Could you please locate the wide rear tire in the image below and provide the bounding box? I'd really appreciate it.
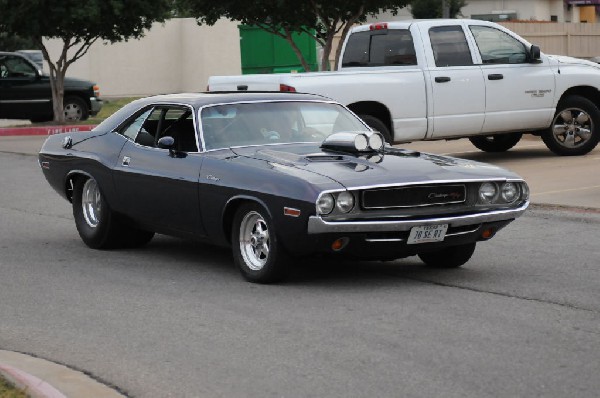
[418,243,476,268]
[469,133,522,152]
[72,177,121,249]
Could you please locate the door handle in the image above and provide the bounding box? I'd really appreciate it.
[435,76,451,83]
[122,156,131,166]
[488,74,504,80]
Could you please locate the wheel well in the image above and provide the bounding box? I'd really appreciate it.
[64,92,90,109]
[347,101,392,132]
[65,173,87,202]
[559,86,600,108]
[222,198,265,245]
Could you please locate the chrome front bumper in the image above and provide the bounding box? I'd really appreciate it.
[307,202,529,234]
[90,97,103,115]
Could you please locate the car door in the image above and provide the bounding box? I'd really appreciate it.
[419,23,486,139]
[112,104,206,237]
[0,54,51,119]
[467,24,556,133]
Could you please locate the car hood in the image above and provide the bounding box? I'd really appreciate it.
[547,54,600,70]
[231,144,523,189]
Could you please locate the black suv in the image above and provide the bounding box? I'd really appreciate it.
[0,52,102,122]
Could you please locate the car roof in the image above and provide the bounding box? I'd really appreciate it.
[132,92,331,108]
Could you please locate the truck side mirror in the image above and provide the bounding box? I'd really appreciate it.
[529,45,542,63]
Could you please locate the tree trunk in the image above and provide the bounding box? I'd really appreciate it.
[283,29,312,72]
[320,31,336,71]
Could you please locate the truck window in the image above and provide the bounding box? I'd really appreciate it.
[342,29,417,67]
[429,26,473,67]
[469,25,528,64]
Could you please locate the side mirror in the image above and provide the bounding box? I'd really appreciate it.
[157,136,176,156]
[529,45,542,63]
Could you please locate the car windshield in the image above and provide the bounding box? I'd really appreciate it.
[200,101,369,150]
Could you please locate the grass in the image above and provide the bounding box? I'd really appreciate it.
[0,375,28,398]
[84,96,140,125]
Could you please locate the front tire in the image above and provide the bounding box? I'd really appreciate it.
[232,203,289,283]
[64,96,89,121]
[469,133,522,152]
[542,96,600,156]
[418,243,476,268]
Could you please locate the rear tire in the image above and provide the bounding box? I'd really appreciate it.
[418,243,476,268]
[72,177,154,249]
[469,133,522,152]
[72,177,120,249]
[359,114,392,144]
[232,203,289,283]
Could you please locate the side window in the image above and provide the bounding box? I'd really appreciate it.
[470,25,528,64]
[160,107,197,152]
[0,55,36,78]
[429,26,473,67]
[121,108,153,142]
[342,29,417,67]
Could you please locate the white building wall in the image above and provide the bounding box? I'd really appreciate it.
[43,18,241,97]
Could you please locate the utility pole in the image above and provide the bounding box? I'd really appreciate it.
[442,0,450,18]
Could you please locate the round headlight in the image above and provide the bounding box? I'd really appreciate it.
[336,191,355,213]
[479,182,498,204]
[501,182,519,203]
[354,134,369,151]
[368,133,384,151]
[316,193,335,215]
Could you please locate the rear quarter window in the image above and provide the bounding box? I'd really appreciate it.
[342,29,417,67]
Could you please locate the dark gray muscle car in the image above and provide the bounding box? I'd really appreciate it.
[39,92,529,283]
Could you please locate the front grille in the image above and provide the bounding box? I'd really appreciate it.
[362,184,466,209]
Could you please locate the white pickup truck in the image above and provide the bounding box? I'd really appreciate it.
[208,19,600,156]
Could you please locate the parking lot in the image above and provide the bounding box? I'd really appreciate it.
[0,134,599,397]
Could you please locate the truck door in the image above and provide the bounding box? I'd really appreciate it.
[467,24,555,134]
[421,24,486,139]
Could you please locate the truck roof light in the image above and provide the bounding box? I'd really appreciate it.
[370,23,388,31]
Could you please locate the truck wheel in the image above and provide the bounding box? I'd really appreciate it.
[64,96,89,121]
[469,133,522,152]
[418,243,476,268]
[542,96,600,156]
[232,203,289,283]
[359,115,392,144]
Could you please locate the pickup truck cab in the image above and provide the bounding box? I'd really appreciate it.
[0,51,102,122]
[208,19,600,156]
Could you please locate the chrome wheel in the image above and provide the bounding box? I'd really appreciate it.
[551,107,593,149]
[81,178,101,228]
[239,211,270,271]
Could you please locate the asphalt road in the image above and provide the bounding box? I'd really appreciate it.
[1,144,599,397]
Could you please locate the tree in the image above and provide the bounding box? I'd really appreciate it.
[410,0,466,19]
[0,0,172,123]
[0,33,38,52]
[178,0,410,72]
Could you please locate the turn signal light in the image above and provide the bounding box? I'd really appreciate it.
[331,237,349,251]
[481,228,495,239]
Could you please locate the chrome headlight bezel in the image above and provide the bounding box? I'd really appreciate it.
[478,181,529,206]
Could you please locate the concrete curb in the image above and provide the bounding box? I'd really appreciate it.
[0,350,125,398]
[0,125,96,137]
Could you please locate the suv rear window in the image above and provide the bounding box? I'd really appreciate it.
[342,29,417,67]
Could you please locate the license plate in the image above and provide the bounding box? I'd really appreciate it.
[407,224,448,244]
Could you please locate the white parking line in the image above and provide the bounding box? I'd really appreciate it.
[532,185,600,196]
